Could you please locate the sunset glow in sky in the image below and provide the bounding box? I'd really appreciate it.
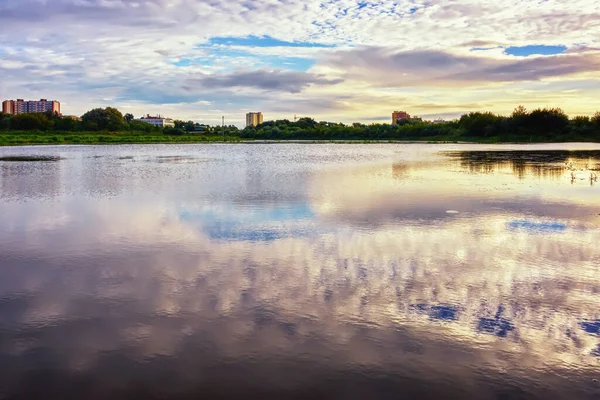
[1,0,599,125]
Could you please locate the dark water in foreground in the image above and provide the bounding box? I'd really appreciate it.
[0,143,599,399]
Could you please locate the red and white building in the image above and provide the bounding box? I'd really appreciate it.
[2,99,61,115]
[392,111,410,124]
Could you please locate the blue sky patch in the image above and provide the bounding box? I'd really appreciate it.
[507,220,567,234]
[504,45,567,57]
[429,305,459,321]
[470,46,501,52]
[477,305,515,338]
[478,316,515,337]
[180,203,315,225]
[261,56,315,71]
[581,320,600,335]
[179,203,317,242]
[409,303,460,322]
[185,45,317,72]
[208,35,333,49]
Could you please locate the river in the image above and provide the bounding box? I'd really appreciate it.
[0,143,599,399]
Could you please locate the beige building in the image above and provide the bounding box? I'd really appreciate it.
[246,112,264,127]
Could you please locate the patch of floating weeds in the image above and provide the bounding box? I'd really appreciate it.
[154,156,204,163]
[0,155,62,162]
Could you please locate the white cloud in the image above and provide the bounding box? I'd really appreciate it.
[1,0,600,124]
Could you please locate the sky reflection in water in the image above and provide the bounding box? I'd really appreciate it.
[0,143,599,399]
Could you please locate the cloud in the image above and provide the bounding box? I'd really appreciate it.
[190,70,342,93]
[324,47,600,87]
[1,0,600,123]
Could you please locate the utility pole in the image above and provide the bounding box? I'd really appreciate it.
[222,116,225,142]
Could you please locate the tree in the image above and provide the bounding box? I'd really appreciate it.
[524,108,569,138]
[512,105,528,118]
[127,120,156,132]
[592,111,600,126]
[11,113,50,130]
[53,116,80,131]
[183,120,196,132]
[124,113,134,123]
[0,113,10,130]
[296,117,317,129]
[164,127,185,135]
[81,107,125,131]
[458,112,504,138]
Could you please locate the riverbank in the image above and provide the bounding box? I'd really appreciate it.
[1,132,598,146]
[0,132,243,146]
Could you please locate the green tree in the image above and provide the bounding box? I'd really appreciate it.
[124,113,134,123]
[524,108,569,139]
[296,117,317,129]
[127,120,157,132]
[459,112,504,138]
[164,127,185,135]
[1,113,12,130]
[53,116,80,131]
[11,113,50,130]
[81,107,124,131]
[183,120,196,132]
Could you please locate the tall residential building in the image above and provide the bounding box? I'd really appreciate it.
[2,99,61,115]
[246,112,264,127]
[392,111,410,124]
[136,114,175,128]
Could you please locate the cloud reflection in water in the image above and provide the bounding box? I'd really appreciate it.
[0,144,599,399]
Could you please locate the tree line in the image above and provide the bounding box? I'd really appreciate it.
[240,107,600,142]
[3,106,600,142]
[0,107,159,132]
[0,107,240,136]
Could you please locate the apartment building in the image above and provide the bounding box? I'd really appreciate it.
[246,112,264,127]
[392,111,410,124]
[2,99,61,115]
[137,114,175,128]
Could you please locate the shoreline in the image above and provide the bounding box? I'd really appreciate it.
[2,139,600,147]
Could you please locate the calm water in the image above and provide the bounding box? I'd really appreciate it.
[0,143,599,399]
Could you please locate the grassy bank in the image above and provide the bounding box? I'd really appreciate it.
[0,131,243,146]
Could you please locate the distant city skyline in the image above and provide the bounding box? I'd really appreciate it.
[1,0,599,127]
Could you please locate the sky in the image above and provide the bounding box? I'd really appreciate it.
[0,0,599,126]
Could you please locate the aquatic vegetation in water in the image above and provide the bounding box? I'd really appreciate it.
[0,155,62,162]
[154,156,214,164]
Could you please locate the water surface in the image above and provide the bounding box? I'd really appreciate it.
[0,143,599,399]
